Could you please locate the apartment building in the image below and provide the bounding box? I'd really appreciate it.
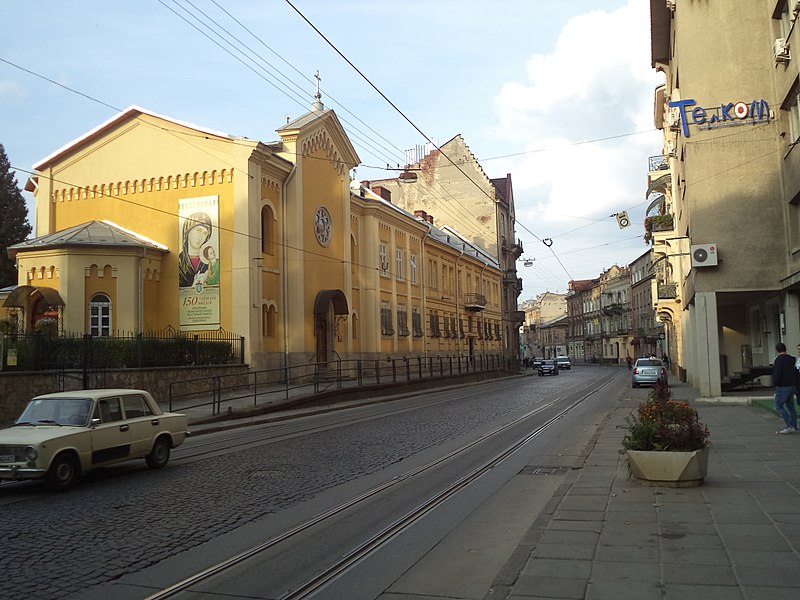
[648,0,800,395]
[367,135,525,361]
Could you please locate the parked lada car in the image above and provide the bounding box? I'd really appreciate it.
[0,389,189,490]
[538,359,560,376]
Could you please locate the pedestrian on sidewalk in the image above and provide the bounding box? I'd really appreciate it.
[772,342,798,434]
[626,355,632,370]
[795,344,800,406]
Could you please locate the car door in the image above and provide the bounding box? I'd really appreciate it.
[121,393,159,457]
[89,396,132,465]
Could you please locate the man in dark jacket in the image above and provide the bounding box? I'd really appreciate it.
[772,342,798,434]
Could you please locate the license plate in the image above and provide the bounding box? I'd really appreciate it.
[642,369,657,375]
[0,455,15,464]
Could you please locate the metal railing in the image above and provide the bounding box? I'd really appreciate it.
[0,329,245,372]
[168,353,517,415]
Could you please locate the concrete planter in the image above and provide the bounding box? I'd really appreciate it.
[626,447,709,487]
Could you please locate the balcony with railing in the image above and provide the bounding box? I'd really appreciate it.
[648,154,669,173]
[464,293,487,311]
[644,213,674,243]
[657,282,678,299]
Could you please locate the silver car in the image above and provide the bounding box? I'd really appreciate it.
[632,358,668,387]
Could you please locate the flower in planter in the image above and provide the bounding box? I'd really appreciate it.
[621,380,710,452]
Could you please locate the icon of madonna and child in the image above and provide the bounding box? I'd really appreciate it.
[178,212,220,292]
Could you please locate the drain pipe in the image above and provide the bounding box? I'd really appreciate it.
[455,243,465,357]
[282,163,298,377]
[137,248,146,335]
[420,222,432,357]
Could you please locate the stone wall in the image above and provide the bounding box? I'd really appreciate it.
[0,365,249,425]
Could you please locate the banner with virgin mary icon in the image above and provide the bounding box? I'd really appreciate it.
[179,196,220,330]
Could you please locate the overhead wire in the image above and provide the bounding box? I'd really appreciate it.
[159,0,406,169]
[283,0,563,263]
[160,0,493,241]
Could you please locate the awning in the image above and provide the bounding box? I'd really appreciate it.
[313,289,349,315]
[646,193,666,216]
[3,285,65,308]
[646,173,671,197]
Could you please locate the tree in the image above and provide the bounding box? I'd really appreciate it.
[0,143,32,287]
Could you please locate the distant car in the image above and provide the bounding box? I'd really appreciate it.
[531,357,543,368]
[0,389,189,490]
[555,356,571,370]
[632,358,668,388]
[538,359,560,376]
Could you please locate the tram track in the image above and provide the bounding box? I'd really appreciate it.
[172,372,590,461]
[144,370,621,600]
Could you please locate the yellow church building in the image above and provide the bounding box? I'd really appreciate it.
[7,98,504,370]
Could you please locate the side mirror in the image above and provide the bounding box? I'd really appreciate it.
[90,418,102,428]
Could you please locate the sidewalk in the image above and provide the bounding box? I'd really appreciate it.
[489,381,800,600]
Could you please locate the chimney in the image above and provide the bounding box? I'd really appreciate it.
[371,186,392,203]
[425,214,434,225]
[413,210,427,221]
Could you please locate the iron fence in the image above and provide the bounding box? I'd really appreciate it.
[0,329,245,372]
[168,353,518,415]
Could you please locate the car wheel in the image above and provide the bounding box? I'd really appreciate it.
[632,382,638,388]
[146,437,171,469]
[46,453,78,491]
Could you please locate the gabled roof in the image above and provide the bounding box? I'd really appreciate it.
[8,220,168,259]
[277,102,360,169]
[33,105,232,172]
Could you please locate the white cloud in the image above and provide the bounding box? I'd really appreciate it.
[490,0,663,291]
[0,79,26,100]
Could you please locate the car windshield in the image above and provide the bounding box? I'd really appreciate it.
[636,359,662,367]
[16,397,93,427]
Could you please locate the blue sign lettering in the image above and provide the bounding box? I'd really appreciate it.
[668,98,770,137]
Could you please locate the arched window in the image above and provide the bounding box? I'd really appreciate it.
[261,205,275,255]
[262,304,277,337]
[88,293,112,337]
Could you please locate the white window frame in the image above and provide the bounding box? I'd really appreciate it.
[395,248,404,281]
[379,241,389,277]
[89,293,112,337]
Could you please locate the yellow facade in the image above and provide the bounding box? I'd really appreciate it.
[13,103,503,368]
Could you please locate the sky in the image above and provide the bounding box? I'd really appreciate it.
[0,0,663,301]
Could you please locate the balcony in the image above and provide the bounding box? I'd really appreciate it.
[657,282,677,299]
[464,293,487,311]
[502,271,518,284]
[648,154,669,173]
[644,214,674,243]
[602,302,625,315]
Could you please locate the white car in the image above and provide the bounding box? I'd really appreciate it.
[556,356,571,370]
[0,389,188,490]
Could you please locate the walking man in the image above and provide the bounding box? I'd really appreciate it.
[772,342,798,434]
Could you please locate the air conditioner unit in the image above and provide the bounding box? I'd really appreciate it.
[775,38,791,64]
[666,107,681,131]
[691,244,718,268]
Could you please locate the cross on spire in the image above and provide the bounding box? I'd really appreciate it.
[314,70,322,101]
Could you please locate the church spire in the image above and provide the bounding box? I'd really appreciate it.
[312,70,324,111]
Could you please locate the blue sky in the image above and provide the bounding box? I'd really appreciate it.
[0,0,662,299]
